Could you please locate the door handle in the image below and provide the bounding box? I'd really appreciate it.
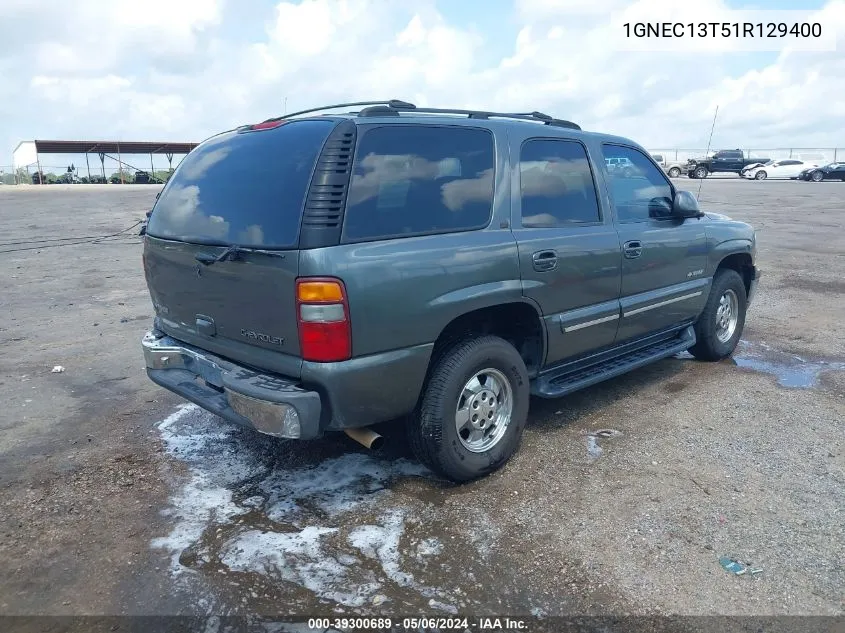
[623,240,643,259]
[532,250,558,272]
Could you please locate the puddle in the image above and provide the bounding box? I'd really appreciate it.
[731,340,845,388]
[675,341,845,388]
[151,404,507,616]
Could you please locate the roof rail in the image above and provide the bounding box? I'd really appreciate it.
[356,105,581,130]
[265,100,416,122]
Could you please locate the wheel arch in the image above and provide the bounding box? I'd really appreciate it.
[715,251,754,298]
[427,300,546,380]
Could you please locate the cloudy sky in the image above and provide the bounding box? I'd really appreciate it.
[2,0,843,170]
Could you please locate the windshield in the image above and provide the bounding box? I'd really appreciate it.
[146,119,335,249]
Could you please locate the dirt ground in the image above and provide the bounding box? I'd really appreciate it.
[0,181,842,630]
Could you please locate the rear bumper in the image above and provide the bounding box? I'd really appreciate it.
[142,331,322,439]
[142,329,435,438]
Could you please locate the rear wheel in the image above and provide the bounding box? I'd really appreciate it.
[668,167,681,178]
[689,269,747,361]
[755,170,767,180]
[408,335,530,482]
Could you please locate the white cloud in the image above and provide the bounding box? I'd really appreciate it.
[2,0,844,163]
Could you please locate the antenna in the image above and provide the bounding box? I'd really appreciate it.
[698,105,719,199]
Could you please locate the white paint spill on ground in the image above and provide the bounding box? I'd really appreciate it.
[348,509,414,588]
[586,428,623,461]
[586,435,603,461]
[152,404,470,612]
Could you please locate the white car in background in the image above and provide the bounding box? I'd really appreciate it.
[744,159,818,180]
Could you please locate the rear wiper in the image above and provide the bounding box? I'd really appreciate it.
[195,245,287,266]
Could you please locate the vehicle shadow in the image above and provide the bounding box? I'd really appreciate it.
[526,355,689,432]
[373,354,690,462]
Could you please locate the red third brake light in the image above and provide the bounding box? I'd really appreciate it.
[296,277,351,362]
[249,120,286,131]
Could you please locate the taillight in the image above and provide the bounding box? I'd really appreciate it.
[296,277,351,362]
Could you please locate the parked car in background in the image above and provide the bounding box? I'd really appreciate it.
[605,156,636,177]
[740,159,774,177]
[650,153,687,178]
[798,162,845,182]
[686,149,770,179]
[744,159,818,180]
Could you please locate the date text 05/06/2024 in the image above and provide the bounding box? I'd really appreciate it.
[306,616,529,631]
[623,21,822,38]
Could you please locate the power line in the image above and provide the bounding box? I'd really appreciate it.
[0,220,143,254]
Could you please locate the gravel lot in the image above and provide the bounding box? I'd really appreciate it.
[0,181,842,628]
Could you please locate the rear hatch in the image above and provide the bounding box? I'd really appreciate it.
[143,118,338,378]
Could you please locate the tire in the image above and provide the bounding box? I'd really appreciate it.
[668,167,681,178]
[689,269,747,361]
[811,170,823,182]
[408,335,530,483]
[755,170,767,180]
[694,166,708,179]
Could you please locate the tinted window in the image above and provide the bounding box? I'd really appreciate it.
[342,125,494,241]
[719,151,741,158]
[652,154,664,162]
[602,145,673,223]
[147,119,334,248]
[519,139,601,226]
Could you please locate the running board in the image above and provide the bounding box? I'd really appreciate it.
[531,326,696,398]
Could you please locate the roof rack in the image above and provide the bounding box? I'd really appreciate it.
[264,100,415,123]
[355,104,581,130]
[268,99,581,131]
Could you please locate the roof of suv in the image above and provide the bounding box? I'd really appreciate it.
[253,99,636,147]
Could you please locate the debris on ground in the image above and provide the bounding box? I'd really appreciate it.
[586,429,623,461]
[51,365,65,373]
[719,556,763,576]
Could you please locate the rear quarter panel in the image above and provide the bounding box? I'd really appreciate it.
[298,124,524,358]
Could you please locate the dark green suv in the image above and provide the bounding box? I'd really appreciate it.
[141,100,760,482]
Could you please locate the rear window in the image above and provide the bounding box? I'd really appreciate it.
[146,119,334,248]
[342,125,495,242]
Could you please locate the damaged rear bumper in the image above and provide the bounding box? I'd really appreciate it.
[142,330,322,439]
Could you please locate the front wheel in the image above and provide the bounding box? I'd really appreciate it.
[668,167,681,178]
[811,170,824,182]
[408,335,530,482]
[694,166,708,179]
[689,269,747,361]
[755,170,767,180]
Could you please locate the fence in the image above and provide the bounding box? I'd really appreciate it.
[646,148,844,164]
[0,165,173,185]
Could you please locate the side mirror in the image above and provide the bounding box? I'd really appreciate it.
[672,190,702,218]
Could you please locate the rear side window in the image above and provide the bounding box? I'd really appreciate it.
[146,119,334,248]
[342,125,495,242]
[519,139,601,226]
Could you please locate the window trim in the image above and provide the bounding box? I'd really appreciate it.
[339,123,497,245]
[517,136,604,229]
[600,142,676,225]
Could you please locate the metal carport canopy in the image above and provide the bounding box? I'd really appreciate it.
[33,140,198,154]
